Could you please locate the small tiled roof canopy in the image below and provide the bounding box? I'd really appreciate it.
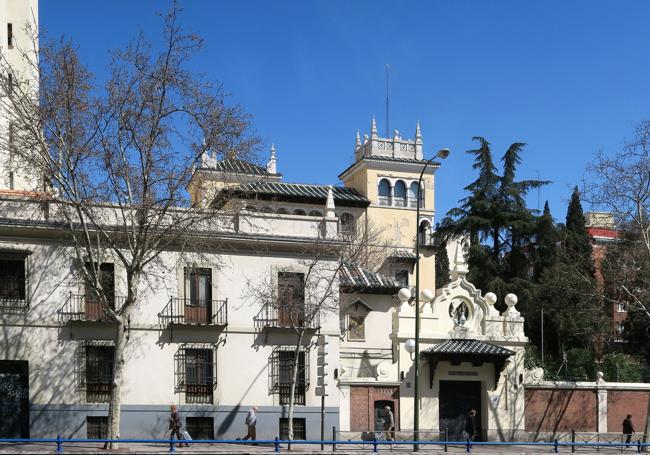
[421,339,515,389]
[225,181,370,208]
[389,250,418,261]
[205,158,277,176]
[340,262,400,294]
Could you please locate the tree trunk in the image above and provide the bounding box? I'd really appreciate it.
[104,318,128,449]
[287,331,305,444]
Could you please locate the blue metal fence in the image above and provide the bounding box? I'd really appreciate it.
[0,435,648,453]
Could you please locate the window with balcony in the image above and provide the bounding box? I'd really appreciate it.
[279,417,306,440]
[270,347,309,405]
[174,345,216,404]
[277,272,305,328]
[186,417,214,440]
[184,267,212,324]
[86,416,108,439]
[84,263,115,320]
[0,252,28,312]
[378,179,391,206]
[84,345,114,403]
[394,181,407,207]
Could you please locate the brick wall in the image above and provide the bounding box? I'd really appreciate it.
[608,390,649,434]
[350,386,399,432]
[524,388,597,433]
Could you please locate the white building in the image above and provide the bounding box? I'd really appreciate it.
[0,0,531,442]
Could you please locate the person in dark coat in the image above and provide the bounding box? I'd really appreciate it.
[383,406,395,441]
[464,409,478,441]
[623,414,635,444]
[168,405,188,447]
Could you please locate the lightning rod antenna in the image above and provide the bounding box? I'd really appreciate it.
[385,64,390,138]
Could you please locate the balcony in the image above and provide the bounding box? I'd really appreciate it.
[254,304,320,331]
[0,297,28,314]
[58,293,122,323]
[158,298,228,327]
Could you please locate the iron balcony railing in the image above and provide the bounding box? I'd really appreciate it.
[158,298,228,326]
[0,297,29,313]
[254,303,320,330]
[58,293,123,323]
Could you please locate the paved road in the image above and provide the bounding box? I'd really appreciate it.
[0,440,644,454]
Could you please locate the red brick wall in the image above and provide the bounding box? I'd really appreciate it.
[350,386,399,432]
[608,391,649,433]
[525,389,597,433]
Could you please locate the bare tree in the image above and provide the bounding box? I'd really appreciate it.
[0,3,258,447]
[585,119,650,444]
[247,220,390,442]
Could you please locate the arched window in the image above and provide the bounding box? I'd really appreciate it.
[260,206,274,213]
[394,181,407,207]
[245,205,257,212]
[418,220,431,246]
[378,179,391,206]
[277,208,289,214]
[293,209,307,216]
[418,183,425,208]
[408,182,423,208]
[309,210,323,217]
[339,213,355,236]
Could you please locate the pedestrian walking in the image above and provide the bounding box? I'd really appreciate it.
[168,405,189,447]
[623,414,635,445]
[383,405,395,441]
[464,409,478,441]
[241,406,258,442]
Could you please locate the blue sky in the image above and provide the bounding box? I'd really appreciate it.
[41,1,650,222]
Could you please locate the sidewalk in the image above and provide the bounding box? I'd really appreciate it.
[0,440,646,454]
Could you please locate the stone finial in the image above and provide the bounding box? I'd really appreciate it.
[415,121,422,143]
[355,130,361,147]
[326,185,336,218]
[266,144,277,174]
[200,149,210,167]
[393,129,400,140]
[502,293,521,318]
[370,116,378,139]
[484,292,500,317]
[363,134,369,143]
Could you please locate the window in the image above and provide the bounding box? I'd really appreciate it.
[616,321,625,336]
[260,206,274,213]
[245,205,257,212]
[86,416,108,439]
[8,172,14,190]
[184,267,212,307]
[418,221,432,246]
[176,347,215,404]
[339,213,355,236]
[394,269,409,287]
[279,418,306,440]
[269,347,309,405]
[378,179,391,206]
[277,272,305,327]
[616,303,628,313]
[84,263,115,321]
[277,208,289,214]
[85,345,114,403]
[186,417,214,440]
[293,209,307,216]
[408,182,420,208]
[7,23,13,48]
[0,252,28,310]
[8,122,15,158]
[394,181,407,207]
[7,72,12,96]
[309,210,322,217]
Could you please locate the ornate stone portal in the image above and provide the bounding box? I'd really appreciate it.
[395,239,528,441]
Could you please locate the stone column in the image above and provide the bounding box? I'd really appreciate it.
[596,371,608,433]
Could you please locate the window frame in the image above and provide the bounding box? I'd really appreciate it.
[0,251,29,310]
[186,416,215,440]
[269,346,309,406]
[82,343,115,404]
[174,344,217,404]
[184,267,212,308]
[279,417,306,440]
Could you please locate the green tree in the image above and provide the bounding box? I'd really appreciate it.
[434,232,451,289]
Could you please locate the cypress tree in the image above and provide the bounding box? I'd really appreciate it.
[534,201,557,280]
[435,237,451,289]
[565,186,594,276]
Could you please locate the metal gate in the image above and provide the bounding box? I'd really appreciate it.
[438,380,481,441]
[0,360,29,438]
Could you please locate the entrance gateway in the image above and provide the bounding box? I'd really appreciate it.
[0,360,29,438]
[439,380,481,441]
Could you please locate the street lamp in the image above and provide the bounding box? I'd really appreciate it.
[404,147,450,450]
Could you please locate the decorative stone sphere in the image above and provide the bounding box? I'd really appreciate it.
[596,371,604,381]
[421,289,434,302]
[484,292,497,306]
[398,288,411,302]
[504,293,518,307]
